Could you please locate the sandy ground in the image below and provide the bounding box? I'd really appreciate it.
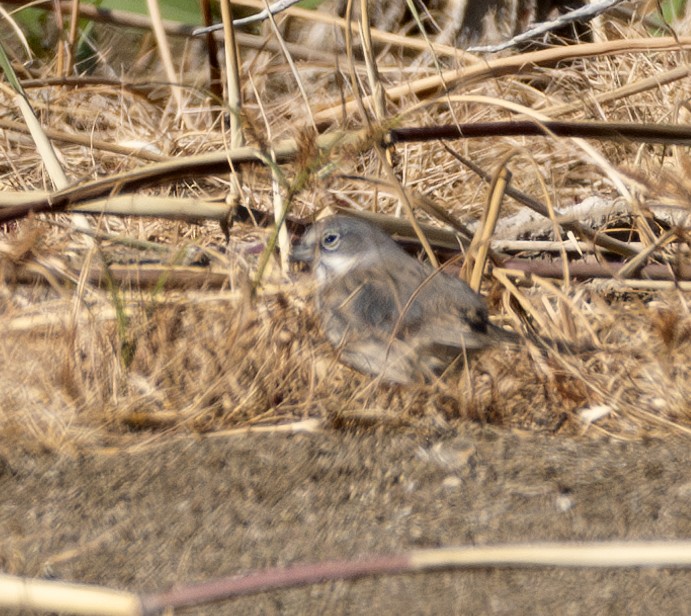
[2,424,690,615]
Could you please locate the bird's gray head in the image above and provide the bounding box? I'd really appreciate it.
[292,215,394,283]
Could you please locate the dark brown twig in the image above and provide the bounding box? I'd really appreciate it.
[390,121,691,147]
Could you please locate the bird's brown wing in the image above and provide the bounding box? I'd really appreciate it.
[317,267,433,383]
[393,265,495,351]
[317,261,508,383]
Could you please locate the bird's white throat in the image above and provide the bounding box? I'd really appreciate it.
[315,252,364,284]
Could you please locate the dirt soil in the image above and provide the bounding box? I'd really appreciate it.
[2,424,690,615]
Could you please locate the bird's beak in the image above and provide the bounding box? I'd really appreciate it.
[290,240,314,265]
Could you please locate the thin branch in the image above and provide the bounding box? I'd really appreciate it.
[468,0,626,53]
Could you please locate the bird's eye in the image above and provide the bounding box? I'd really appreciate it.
[321,231,341,250]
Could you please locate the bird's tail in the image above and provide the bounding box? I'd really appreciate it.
[488,323,596,354]
[487,323,522,345]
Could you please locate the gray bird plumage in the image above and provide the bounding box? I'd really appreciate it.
[292,215,519,384]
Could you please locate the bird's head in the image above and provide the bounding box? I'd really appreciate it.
[292,215,387,283]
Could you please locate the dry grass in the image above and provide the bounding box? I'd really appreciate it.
[0,3,690,458]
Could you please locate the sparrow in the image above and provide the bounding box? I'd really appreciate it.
[291,215,519,384]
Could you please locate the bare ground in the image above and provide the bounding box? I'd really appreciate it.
[2,425,690,615]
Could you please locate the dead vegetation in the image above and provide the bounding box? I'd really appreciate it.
[0,0,690,460]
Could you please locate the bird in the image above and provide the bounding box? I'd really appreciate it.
[291,214,520,384]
